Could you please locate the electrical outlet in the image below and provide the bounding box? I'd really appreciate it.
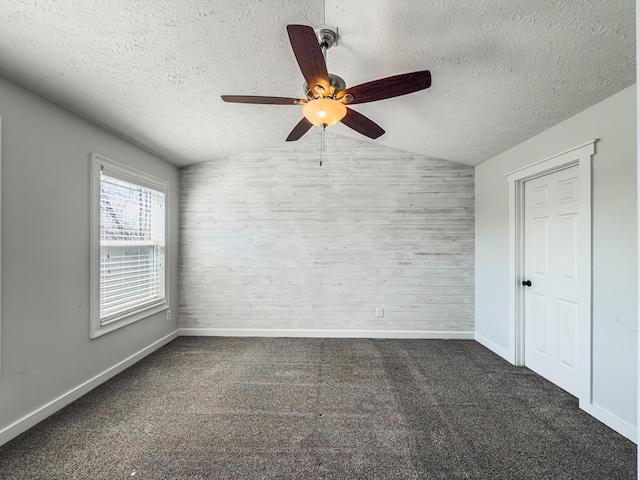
[166,309,172,320]
[376,307,384,318]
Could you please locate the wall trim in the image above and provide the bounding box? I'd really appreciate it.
[0,330,179,448]
[504,140,596,178]
[474,332,513,363]
[587,403,637,444]
[179,328,475,339]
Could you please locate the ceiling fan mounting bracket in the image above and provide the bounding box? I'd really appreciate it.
[315,26,338,50]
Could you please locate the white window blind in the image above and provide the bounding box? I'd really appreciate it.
[99,169,166,324]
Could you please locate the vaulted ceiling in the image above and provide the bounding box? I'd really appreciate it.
[0,1,635,167]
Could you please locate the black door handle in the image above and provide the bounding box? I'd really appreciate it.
[522,280,532,287]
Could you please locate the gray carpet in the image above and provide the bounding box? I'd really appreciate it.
[0,337,636,479]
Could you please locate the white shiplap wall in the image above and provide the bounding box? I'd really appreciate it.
[179,133,475,337]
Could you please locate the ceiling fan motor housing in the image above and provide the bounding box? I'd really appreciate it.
[304,74,346,100]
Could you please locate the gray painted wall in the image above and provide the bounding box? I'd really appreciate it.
[475,85,637,433]
[180,135,475,336]
[0,75,180,441]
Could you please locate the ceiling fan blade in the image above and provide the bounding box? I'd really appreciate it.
[221,95,302,105]
[340,108,385,139]
[342,70,431,105]
[286,117,313,141]
[287,24,330,95]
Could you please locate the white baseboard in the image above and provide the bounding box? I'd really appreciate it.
[0,330,179,448]
[474,332,514,364]
[179,328,475,339]
[585,403,637,444]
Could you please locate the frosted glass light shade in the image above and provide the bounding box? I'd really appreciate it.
[302,98,347,127]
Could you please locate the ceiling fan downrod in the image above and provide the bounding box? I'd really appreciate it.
[304,26,343,101]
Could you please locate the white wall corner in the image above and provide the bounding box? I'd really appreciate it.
[474,332,514,364]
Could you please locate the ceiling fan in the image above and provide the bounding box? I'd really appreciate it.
[221,24,432,142]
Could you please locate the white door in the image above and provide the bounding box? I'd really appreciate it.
[523,165,580,397]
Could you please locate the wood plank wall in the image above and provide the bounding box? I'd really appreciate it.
[179,134,475,336]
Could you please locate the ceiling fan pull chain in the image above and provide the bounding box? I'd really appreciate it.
[320,124,326,166]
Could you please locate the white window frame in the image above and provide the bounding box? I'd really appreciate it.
[90,154,170,338]
[0,116,2,372]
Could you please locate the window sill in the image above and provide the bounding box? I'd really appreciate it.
[90,301,169,339]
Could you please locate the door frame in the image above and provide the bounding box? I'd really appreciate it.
[505,140,594,410]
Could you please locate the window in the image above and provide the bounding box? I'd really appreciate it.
[90,154,169,338]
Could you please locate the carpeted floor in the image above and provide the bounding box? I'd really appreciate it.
[0,337,636,479]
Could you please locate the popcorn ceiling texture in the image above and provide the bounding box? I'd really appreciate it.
[0,0,634,166]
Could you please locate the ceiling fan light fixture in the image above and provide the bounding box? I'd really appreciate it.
[302,97,347,127]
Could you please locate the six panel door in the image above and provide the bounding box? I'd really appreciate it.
[524,165,580,397]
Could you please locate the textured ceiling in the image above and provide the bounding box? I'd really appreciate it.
[0,0,635,167]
